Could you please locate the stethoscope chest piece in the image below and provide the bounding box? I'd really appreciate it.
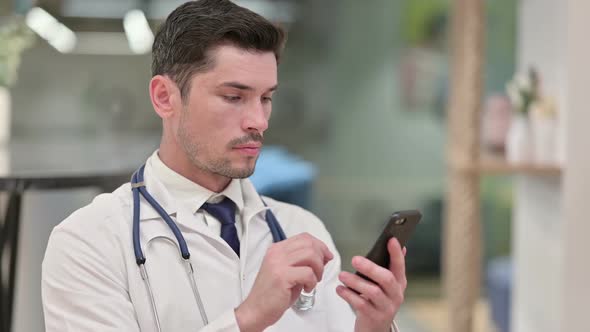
[292,288,316,312]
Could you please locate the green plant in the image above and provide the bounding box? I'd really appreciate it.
[505,67,539,115]
[0,17,35,87]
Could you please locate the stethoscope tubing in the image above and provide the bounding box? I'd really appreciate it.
[129,164,290,331]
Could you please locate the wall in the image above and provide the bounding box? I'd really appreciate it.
[514,0,590,331]
[561,0,590,329]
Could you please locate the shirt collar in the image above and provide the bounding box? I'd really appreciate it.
[149,150,245,214]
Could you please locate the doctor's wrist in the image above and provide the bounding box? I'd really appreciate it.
[235,304,266,332]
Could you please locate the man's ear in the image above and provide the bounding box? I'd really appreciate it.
[149,75,182,119]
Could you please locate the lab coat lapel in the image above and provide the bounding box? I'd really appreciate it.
[239,179,273,268]
[137,161,220,244]
[240,179,270,224]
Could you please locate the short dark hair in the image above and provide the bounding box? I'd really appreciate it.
[151,0,286,101]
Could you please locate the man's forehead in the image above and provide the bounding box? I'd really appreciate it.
[209,46,277,70]
[209,43,276,60]
[195,45,278,89]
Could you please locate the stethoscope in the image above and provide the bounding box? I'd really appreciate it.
[130,164,316,331]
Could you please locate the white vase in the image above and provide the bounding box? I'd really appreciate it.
[506,114,533,164]
[530,111,557,165]
[0,87,11,144]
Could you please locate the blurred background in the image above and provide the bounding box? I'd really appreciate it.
[3,0,589,331]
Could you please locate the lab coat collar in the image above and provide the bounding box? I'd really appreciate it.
[148,150,245,214]
[136,160,183,221]
[136,162,221,244]
[137,157,270,232]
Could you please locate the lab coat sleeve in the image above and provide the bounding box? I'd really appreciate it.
[195,310,240,332]
[42,210,140,332]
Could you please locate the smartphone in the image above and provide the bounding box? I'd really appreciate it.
[355,210,422,281]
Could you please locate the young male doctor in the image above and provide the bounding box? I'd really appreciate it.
[42,1,407,331]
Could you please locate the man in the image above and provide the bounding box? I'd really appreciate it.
[42,1,407,331]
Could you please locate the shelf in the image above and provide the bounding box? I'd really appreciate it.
[478,152,562,176]
[453,152,562,176]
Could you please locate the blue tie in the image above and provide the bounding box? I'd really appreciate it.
[201,198,240,257]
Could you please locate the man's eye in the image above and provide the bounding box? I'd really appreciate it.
[223,96,241,102]
[262,96,273,103]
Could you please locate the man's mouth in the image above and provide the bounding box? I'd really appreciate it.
[232,143,262,156]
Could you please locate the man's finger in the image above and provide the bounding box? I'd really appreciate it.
[288,247,326,281]
[388,238,406,289]
[338,271,390,310]
[283,233,334,264]
[288,266,318,293]
[336,285,377,317]
[351,256,399,300]
[313,237,334,263]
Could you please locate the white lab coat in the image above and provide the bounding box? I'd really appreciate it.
[41,159,358,331]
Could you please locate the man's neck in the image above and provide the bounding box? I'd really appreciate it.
[157,145,231,193]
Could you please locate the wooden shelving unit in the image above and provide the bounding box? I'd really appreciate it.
[478,152,562,176]
[451,152,562,176]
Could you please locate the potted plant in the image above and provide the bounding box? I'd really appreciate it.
[0,17,35,143]
[504,67,539,163]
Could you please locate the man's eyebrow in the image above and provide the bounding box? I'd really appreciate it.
[219,82,278,92]
[220,82,253,90]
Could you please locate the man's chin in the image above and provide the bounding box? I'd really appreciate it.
[226,168,255,179]
[217,163,256,179]
[209,157,258,179]
[234,158,258,178]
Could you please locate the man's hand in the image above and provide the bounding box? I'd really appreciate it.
[336,238,407,332]
[235,233,334,332]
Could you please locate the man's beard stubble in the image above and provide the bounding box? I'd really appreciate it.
[178,121,263,179]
